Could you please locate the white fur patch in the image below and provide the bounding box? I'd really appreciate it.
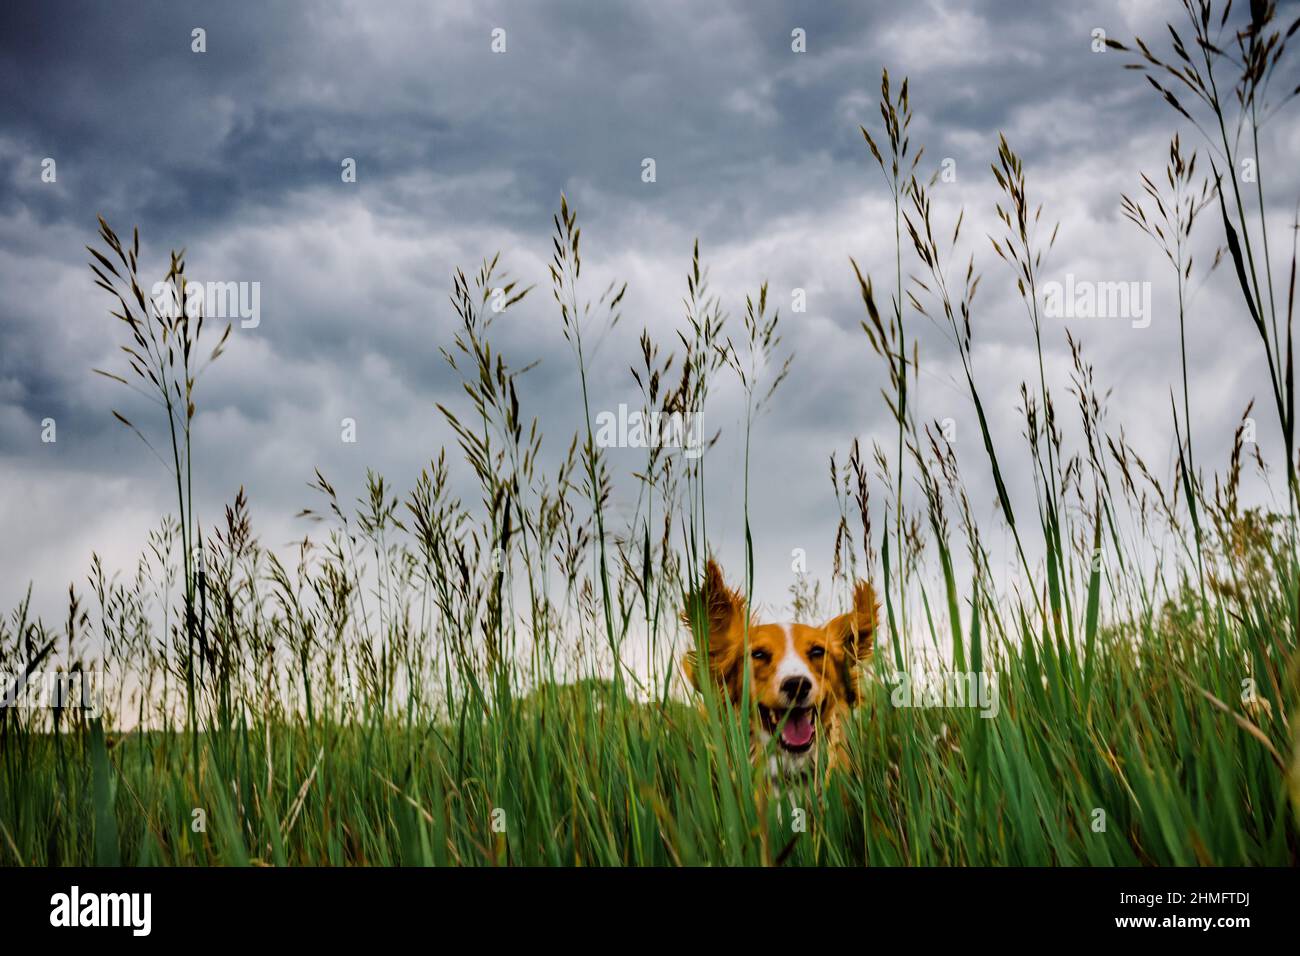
[773,623,816,697]
[757,625,822,780]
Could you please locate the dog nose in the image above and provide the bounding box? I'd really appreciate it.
[780,676,812,704]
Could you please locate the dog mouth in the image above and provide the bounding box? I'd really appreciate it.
[759,704,817,753]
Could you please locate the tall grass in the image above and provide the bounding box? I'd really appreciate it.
[1,0,1298,865]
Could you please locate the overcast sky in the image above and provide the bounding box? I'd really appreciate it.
[2,0,1298,631]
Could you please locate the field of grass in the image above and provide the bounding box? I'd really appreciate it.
[2,0,1299,866]
[3,614,1297,866]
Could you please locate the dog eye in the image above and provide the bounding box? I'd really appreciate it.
[808,645,825,659]
[751,649,770,662]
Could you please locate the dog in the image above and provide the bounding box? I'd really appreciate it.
[681,559,878,779]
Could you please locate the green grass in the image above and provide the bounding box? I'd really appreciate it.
[2,601,1295,866]
[2,0,1299,867]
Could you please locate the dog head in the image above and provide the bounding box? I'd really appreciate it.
[681,559,877,776]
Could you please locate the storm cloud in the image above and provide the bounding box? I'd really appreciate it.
[2,0,1297,628]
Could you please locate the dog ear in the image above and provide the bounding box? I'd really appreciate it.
[825,579,878,663]
[681,558,746,694]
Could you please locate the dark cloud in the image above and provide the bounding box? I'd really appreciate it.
[1,0,1296,626]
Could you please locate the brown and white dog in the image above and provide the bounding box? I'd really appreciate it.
[682,559,878,779]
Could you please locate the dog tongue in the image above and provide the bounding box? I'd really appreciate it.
[781,710,814,747]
